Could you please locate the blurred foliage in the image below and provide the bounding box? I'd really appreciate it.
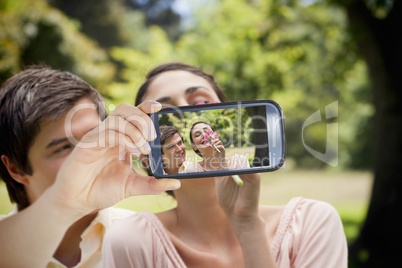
[122,0,181,40]
[47,0,157,50]
[159,107,253,148]
[0,0,373,170]
[0,0,115,94]
[109,0,373,169]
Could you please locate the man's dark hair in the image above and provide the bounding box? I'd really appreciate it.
[158,125,183,199]
[0,65,106,210]
[135,62,227,106]
[160,125,183,154]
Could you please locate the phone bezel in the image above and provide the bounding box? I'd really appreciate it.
[148,100,286,179]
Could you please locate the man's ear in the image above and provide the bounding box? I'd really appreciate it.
[1,155,29,185]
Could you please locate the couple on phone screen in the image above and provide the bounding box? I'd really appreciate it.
[160,122,250,177]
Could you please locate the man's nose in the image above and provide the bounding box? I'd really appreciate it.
[175,145,183,151]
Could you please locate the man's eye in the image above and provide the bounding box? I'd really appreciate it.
[54,144,72,153]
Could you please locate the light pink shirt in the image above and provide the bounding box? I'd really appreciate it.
[102,197,347,267]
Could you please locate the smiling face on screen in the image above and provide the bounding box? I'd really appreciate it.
[162,133,186,173]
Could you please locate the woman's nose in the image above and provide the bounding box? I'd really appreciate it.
[173,97,189,107]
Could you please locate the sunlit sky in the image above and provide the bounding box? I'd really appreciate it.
[172,0,216,28]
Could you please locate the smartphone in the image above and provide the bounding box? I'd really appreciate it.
[148,100,285,179]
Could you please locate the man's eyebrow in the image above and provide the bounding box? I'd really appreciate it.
[46,137,69,149]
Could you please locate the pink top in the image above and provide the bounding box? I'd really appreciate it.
[102,197,347,267]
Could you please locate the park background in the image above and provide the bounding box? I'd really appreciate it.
[0,0,400,267]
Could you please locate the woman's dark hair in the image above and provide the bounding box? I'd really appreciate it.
[189,121,215,158]
[135,62,227,106]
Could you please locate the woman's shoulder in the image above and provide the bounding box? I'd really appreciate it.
[265,198,346,263]
[262,197,341,230]
[259,198,343,247]
[285,197,341,222]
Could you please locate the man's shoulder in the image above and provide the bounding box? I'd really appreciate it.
[96,207,136,228]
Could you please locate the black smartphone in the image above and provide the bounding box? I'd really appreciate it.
[148,100,285,179]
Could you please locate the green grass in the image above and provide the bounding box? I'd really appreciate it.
[257,169,371,244]
[0,169,372,244]
[0,181,14,214]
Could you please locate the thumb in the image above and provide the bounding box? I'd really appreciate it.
[148,178,181,194]
[126,174,181,196]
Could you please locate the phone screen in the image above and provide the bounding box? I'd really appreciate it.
[149,100,285,179]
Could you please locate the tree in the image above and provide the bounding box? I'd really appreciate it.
[172,0,372,169]
[48,0,133,48]
[47,0,181,49]
[0,0,115,93]
[108,0,372,169]
[330,0,402,266]
[123,0,181,40]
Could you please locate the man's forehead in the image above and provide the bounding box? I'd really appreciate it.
[165,133,182,144]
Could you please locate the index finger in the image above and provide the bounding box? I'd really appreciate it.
[109,101,161,141]
[136,100,162,114]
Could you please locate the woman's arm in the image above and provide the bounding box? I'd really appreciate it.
[215,173,277,268]
[232,214,277,268]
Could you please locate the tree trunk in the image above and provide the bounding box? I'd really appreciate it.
[345,1,402,266]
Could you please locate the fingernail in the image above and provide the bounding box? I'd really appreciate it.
[149,127,157,140]
[149,101,162,113]
[149,101,162,107]
[142,143,151,154]
[166,181,181,191]
[166,187,179,191]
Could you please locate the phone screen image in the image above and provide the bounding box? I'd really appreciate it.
[149,100,285,179]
